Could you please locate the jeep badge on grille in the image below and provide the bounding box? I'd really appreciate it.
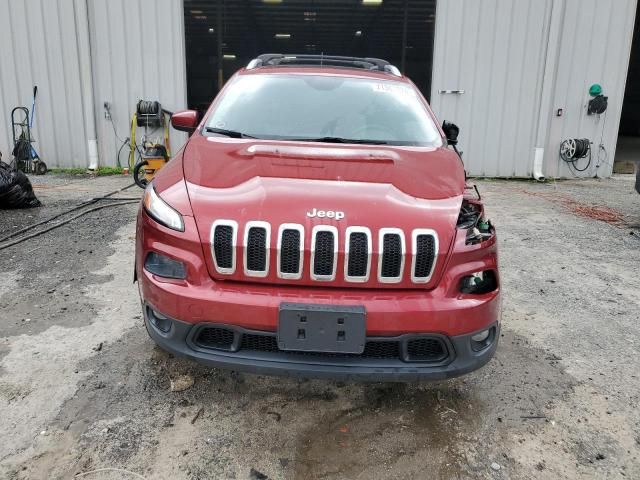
[306,208,345,220]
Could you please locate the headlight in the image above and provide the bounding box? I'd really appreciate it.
[457,200,493,245]
[143,184,184,231]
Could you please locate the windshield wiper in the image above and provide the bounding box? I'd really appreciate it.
[295,136,388,145]
[204,127,257,138]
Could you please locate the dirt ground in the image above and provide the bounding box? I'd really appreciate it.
[1,173,639,480]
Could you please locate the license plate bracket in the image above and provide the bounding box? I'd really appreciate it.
[277,303,366,354]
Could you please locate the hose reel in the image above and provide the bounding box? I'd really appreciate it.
[129,99,172,188]
[136,100,163,128]
[560,138,591,172]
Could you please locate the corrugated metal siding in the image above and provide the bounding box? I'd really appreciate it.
[88,0,188,168]
[544,0,637,178]
[432,0,637,178]
[430,0,552,177]
[0,0,89,168]
[0,0,187,169]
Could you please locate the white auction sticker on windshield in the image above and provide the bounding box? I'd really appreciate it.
[372,83,415,97]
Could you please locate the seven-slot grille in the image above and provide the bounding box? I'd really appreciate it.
[210,221,437,284]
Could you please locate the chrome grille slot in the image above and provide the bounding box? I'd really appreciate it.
[411,229,438,283]
[247,228,267,271]
[311,226,338,281]
[348,233,368,276]
[278,224,304,279]
[214,227,233,268]
[211,220,237,274]
[378,228,405,283]
[345,227,371,282]
[244,221,270,277]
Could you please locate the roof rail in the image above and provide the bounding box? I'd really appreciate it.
[246,54,402,77]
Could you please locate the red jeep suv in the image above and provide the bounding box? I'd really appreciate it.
[135,54,500,381]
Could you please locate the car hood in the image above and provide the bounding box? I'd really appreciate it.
[182,135,465,199]
[182,135,465,289]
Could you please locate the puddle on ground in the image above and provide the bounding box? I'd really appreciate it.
[294,382,486,479]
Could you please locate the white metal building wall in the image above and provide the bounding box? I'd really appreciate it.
[543,0,638,178]
[0,0,188,169]
[431,0,637,178]
[0,0,90,168]
[88,0,188,168]
[430,0,552,177]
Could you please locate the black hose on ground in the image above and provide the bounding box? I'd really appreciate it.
[0,200,139,251]
[0,182,139,244]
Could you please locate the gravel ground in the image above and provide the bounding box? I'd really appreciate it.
[0,173,639,480]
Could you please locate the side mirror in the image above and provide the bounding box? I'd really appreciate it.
[171,110,198,132]
[442,121,460,145]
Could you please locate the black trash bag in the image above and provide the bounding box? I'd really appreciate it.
[12,133,32,161]
[0,161,41,209]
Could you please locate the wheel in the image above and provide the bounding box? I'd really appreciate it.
[35,161,47,175]
[560,139,577,159]
[133,161,149,188]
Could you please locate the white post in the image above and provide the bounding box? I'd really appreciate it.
[532,0,566,181]
[73,0,99,170]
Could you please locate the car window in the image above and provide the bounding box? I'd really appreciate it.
[205,73,443,147]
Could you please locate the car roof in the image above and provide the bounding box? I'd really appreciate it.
[238,54,410,83]
[238,65,411,83]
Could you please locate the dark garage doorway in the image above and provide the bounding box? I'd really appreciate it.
[183,0,437,111]
[615,4,640,175]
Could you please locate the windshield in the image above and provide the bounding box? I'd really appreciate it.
[204,74,443,147]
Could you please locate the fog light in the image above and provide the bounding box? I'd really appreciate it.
[144,252,186,279]
[460,270,497,294]
[149,308,172,333]
[471,330,490,342]
[470,326,495,351]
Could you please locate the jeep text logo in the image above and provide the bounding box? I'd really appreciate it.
[306,208,345,220]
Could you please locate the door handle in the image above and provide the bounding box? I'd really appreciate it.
[438,89,465,94]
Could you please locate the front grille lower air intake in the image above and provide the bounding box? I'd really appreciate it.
[193,326,451,364]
